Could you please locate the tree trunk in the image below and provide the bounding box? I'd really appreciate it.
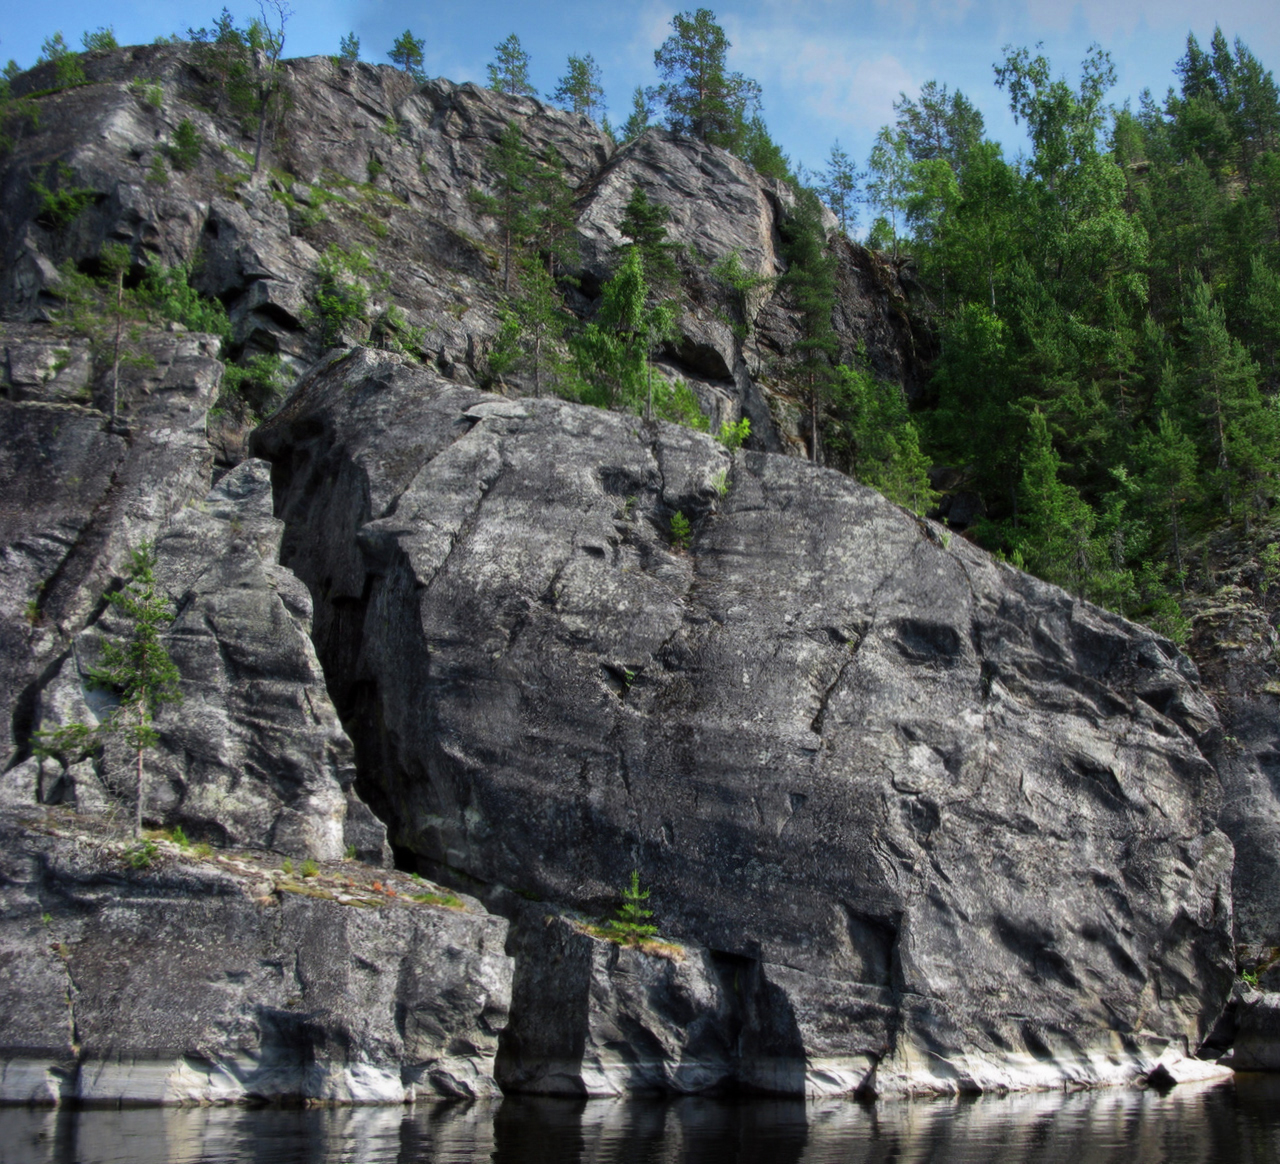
[134,701,145,838]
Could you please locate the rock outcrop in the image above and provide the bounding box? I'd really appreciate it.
[0,41,1266,1104]
[255,350,1235,1096]
[1,49,924,459]
[0,809,510,1105]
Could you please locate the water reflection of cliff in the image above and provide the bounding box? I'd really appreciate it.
[2,1077,1278,1163]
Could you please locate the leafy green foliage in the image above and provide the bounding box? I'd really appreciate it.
[779,187,838,461]
[310,244,380,346]
[828,363,937,515]
[603,870,659,946]
[138,264,231,337]
[125,840,159,869]
[81,27,119,54]
[572,247,679,416]
[552,53,604,119]
[651,8,760,149]
[620,86,654,142]
[618,186,681,289]
[31,162,96,228]
[669,510,692,550]
[218,353,290,421]
[168,119,203,172]
[338,32,360,63]
[717,416,750,450]
[820,141,862,234]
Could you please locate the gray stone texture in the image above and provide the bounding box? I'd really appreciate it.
[0,816,510,1104]
[255,352,1235,1095]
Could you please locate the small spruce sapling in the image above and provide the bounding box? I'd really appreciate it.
[605,869,658,946]
[670,510,692,550]
[34,543,181,838]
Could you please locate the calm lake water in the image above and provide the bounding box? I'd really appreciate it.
[3,1076,1280,1163]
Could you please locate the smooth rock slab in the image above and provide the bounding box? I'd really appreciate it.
[0,815,511,1105]
[256,353,1237,1095]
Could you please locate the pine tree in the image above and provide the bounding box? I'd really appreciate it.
[820,141,861,234]
[620,86,654,142]
[338,32,359,63]
[1136,409,1199,586]
[388,30,425,81]
[35,544,182,837]
[867,127,911,259]
[1012,410,1097,594]
[780,188,838,461]
[617,186,681,290]
[488,34,535,97]
[470,121,537,295]
[551,53,604,119]
[574,247,677,415]
[651,8,760,149]
[604,869,658,946]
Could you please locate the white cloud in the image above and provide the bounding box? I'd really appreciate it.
[734,20,918,135]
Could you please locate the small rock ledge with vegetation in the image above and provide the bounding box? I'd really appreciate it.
[0,29,1273,1104]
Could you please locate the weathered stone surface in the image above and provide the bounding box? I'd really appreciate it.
[31,459,388,861]
[0,812,510,1105]
[0,49,924,458]
[1223,987,1280,1071]
[496,912,736,1096]
[256,351,1235,1095]
[0,326,220,772]
[1186,588,1280,959]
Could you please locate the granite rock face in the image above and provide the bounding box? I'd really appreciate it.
[28,459,389,860]
[0,49,924,458]
[0,813,511,1105]
[0,325,221,774]
[1186,588,1280,959]
[256,351,1235,1095]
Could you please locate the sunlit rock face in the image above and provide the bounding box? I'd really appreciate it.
[256,350,1234,1096]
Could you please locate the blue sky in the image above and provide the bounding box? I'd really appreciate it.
[5,1,1279,186]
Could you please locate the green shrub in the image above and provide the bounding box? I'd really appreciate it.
[31,162,96,228]
[652,377,709,431]
[310,244,379,346]
[717,416,750,450]
[281,857,293,875]
[217,353,290,422]
[130,77,163,107]
[147,154,169,185]
[138,264,230,337]
[301,858,318,878]
[125,840,158,869]
[169,119,202,172]
[670,510,692,551]
[81,27,119,54]
[171,824,189,848]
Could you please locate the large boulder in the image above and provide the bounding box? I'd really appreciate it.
[254,350,1235,1095]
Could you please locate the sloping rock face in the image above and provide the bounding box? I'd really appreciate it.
[0,49,923,459]
[0,320,388,859]
[255,350,1235,1096]
[0,811,510,1104]
[1187,588,1280,958]
[0,324,221,774]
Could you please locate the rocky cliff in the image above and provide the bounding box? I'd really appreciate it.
[0,44,1263,1102]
